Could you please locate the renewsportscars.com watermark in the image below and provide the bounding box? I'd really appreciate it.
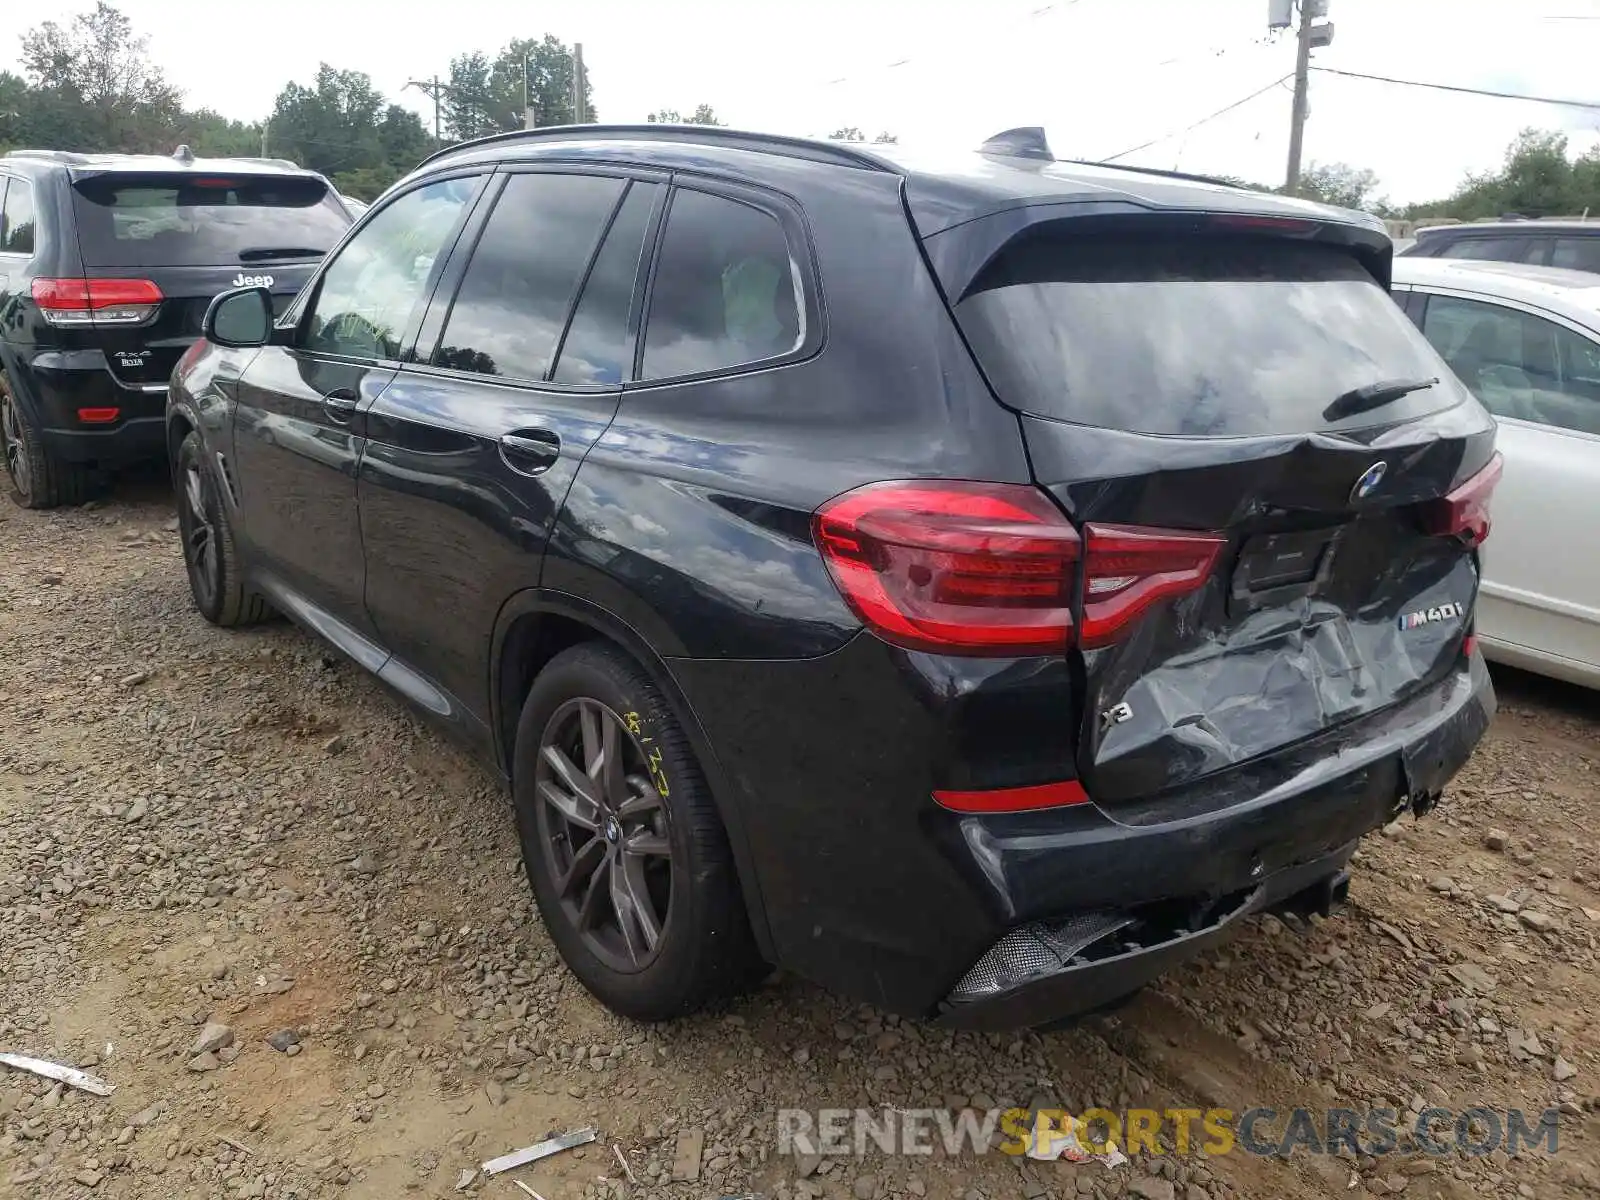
[778,1106,1562,1159]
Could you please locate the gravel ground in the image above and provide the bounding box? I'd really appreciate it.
[2,477,1598,1200]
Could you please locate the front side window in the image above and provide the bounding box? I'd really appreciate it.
[1,178,36,255]
[641,188,802,381]
[1421,293,1600,434]
[434,173,625,381]
[302,177,478,361]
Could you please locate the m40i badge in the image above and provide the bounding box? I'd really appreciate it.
[1399,602,1466,630]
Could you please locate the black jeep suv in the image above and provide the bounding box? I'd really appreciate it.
[168,125,1499,1030]
[0,147,351,507]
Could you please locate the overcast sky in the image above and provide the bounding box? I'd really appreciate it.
[7,0,1600,203]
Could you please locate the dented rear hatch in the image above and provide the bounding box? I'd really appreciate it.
[950,227,1499,806]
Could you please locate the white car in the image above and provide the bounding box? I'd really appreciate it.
[1392,257,1600,688]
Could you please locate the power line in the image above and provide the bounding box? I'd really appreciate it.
[818,0,1088,90]
[1102,74,1292,163]
[1310,67,1600,111]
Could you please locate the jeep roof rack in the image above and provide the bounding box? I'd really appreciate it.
[418,123,895,173]
[4,149,92,165]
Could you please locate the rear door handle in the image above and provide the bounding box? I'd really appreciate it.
[499,429,562,476]
[322,388,360,424]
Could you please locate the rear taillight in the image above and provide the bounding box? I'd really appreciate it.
[1079,524,1227,650]
[31,278,163,327]
[813,483,1228,655]
[1419,453,1502,549]
[812,481,1081,655]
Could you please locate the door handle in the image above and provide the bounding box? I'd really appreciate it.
[322,388,360,424]
[499,429,561,476]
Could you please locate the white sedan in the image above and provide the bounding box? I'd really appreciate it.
[1392,257,1600,688]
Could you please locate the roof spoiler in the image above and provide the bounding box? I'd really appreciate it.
[978,127,1054,162]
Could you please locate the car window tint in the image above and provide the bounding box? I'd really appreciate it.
[1421,294,1600,435]
[70,172,349,268]
[955,236,1457,437]
[1438,237,1527,263]
[1,178,37,255]
[551,181,658,385]
[641,188,802,380]
[1550,237,1600,274]
[435,173,625,381]
[303,177,477,361]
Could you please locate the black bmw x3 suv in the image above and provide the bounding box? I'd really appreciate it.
[168,124,1500,1030]
[0,146,351,508]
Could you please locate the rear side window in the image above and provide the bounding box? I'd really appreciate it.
[1550,237,1600,274]
[552,181,659,385]
[435,173,625,382]
[70,172,351,268]
[1,178,36,255]
[641,188,802,381]
[955,236,1459,437]
[1438,236,1532,263]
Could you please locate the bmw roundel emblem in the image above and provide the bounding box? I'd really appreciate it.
[1351,461,1388,502]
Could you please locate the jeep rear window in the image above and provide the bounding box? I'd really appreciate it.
[955,235,1460,437]
[70,172,350,268]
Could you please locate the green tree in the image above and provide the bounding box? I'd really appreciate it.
[1407,129,1592,220]
[1293,162,1385,212]
[18,2,181,152]
[267,65,385,177]
[646,104,724,126]
[443,50,496,142]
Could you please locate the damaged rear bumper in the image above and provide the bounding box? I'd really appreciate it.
[936,654,1494,1031]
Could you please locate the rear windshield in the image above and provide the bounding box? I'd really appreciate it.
[71,172,350,268]
[956,235,1460,437]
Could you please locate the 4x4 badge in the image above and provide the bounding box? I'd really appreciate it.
[1350,460,1388,502]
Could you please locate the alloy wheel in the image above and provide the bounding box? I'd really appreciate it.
[0,390,30,501]
[180,461,219,608]
[534,697,674,973]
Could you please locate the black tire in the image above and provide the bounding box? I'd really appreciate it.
[1,375,96,510]
[512,642,763,1021]
[175,430,273,627]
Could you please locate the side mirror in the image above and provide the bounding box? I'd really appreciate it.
[203,287,274,348]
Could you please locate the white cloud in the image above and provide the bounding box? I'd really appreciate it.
[6,0,1598,202]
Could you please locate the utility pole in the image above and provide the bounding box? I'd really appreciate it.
[1284,1,1314,194]
[1274,0,1334,194]
[572,43,585,124]
[404,77,450,143]
[524,55,536,129]
[260,118,269,157]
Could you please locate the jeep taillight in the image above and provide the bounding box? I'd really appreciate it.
[31,278,163,327]
[812,482,1226,655]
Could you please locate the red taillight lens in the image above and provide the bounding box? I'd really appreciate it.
[1079,524,1226,650]
[76,407,121,424]
[812,481,1081,655]
[933,779,1090,813]
[1419,453,1502,549]
[31,278,163,326]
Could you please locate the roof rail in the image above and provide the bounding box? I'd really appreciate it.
[4,149,90,165]
[231,156,304,171]
[979,127,1054,162]
[417,123,895,173]
[1065,159,1250,191]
